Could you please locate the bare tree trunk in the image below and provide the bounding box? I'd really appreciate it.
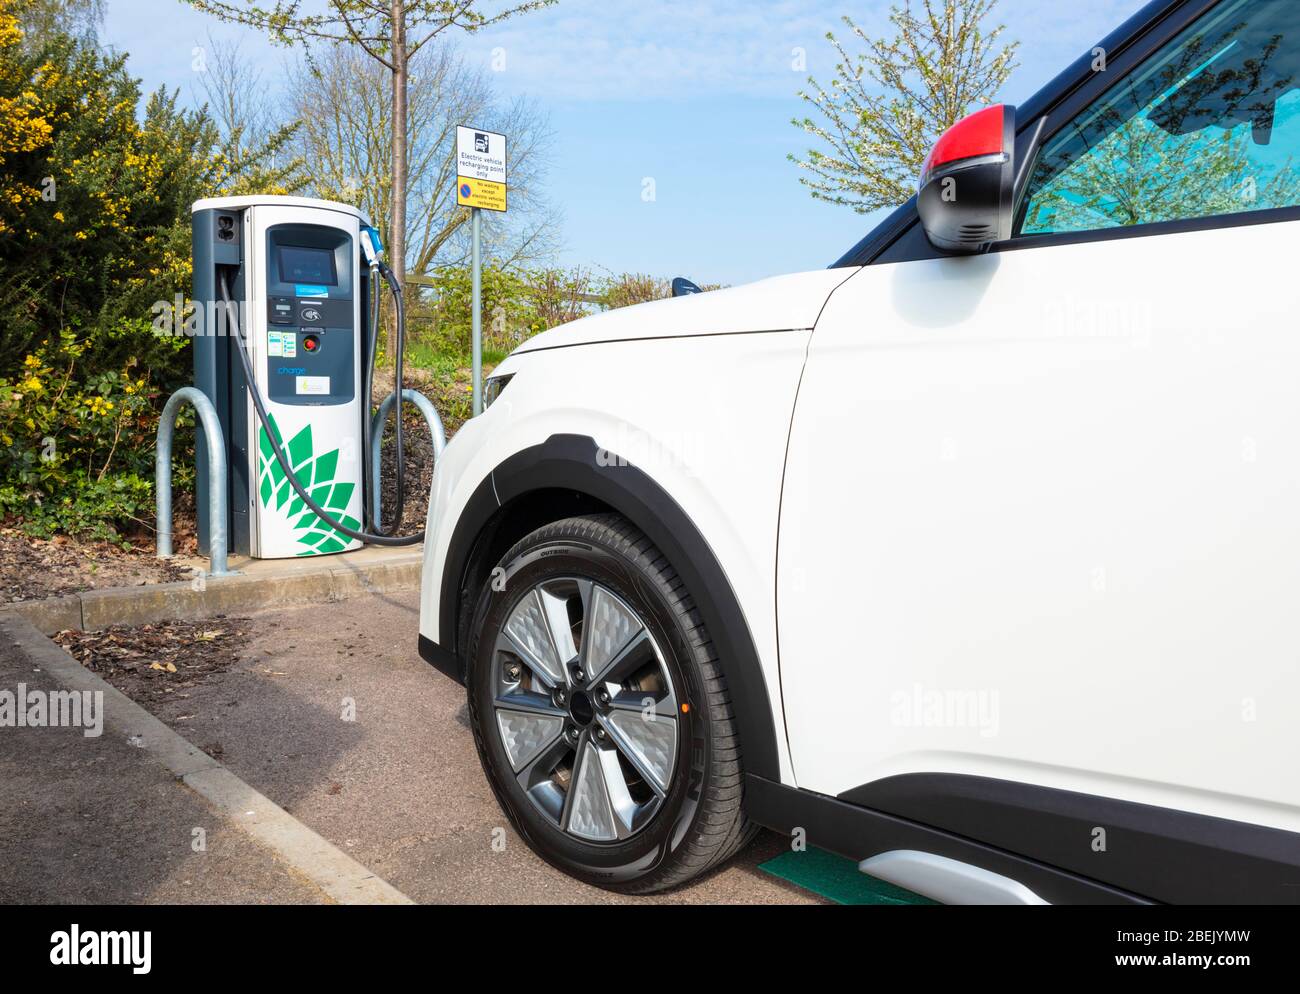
[389,0,408,360]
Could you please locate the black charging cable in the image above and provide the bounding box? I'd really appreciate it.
[219,268,424,547]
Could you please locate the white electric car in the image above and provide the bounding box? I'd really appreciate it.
[420,0,1300,903]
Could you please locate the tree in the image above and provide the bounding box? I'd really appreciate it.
[183,0,557,358]
[791,0,1018,213]
[0,0,303,370]
[286,41,554,278]
[15,0,102,48]
[191,33,305,195]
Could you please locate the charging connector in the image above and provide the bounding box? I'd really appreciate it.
[360,226,385,267]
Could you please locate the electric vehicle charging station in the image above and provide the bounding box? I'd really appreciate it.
[189,195,426,561]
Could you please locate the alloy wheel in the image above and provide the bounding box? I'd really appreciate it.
[490,577,680,843]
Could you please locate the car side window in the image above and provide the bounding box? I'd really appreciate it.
[1018,0,1300,236]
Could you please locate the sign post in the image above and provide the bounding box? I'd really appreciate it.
[456,126,508,415]
[471,207,482,414]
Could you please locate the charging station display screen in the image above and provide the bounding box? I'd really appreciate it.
[277,246,338,287]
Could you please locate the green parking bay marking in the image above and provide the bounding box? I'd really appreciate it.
[759,848,935,905]
[257,413,360,555]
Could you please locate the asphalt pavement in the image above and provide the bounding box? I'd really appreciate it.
[0,636,328,904]
[2,589,819,905]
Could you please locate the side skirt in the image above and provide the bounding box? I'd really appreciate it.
[842,773,1300,905]
[743,774,1150,905]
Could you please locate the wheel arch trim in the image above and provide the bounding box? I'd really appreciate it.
[426,432,783,782]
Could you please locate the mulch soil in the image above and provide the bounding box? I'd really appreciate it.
[0,528,191,605]
[52,618,251,717]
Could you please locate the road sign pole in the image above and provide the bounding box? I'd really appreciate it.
[471,206,483,416]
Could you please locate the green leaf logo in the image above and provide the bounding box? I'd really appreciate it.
[258,413,359,555]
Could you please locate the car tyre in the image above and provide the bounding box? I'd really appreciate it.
[466,513,756,893]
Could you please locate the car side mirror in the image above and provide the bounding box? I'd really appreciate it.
[671,277,703,297]
[917,104,1016,254]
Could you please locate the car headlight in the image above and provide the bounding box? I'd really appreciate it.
[483,373,514,410]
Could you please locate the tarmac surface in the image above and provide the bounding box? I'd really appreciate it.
[1,589,820,905]
[0,638,327,903]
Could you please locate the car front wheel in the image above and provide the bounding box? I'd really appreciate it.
[466,513,754,893]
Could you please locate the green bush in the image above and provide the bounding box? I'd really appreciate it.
[0,474,154,545]
[400,264,713,370]
[0,3,299,543]
[0,327,186,545]
[407,263,543,361]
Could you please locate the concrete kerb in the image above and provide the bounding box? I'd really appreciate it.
[3,594,83,636]
[0,549,424,635]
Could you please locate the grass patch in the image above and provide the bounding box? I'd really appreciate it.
[405,343,508,375]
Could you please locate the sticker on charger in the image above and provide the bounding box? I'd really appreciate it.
[296,376,330,396]
[296,284,329,298]
[268,330,296,358]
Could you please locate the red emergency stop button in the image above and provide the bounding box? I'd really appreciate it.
[302,334,320,353]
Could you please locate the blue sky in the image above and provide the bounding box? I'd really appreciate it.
[104,0,1145,284]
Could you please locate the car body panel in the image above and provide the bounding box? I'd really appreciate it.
[777,220,1300,835]
[420,328,818,784]
[417,0,1300,901]
[514,268,856,353]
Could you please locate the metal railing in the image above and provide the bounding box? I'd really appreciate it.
[155,387,236,577]
[156,386,444,572]
[369,389,447,529]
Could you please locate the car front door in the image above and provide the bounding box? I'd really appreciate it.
[777,0,1300,843]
